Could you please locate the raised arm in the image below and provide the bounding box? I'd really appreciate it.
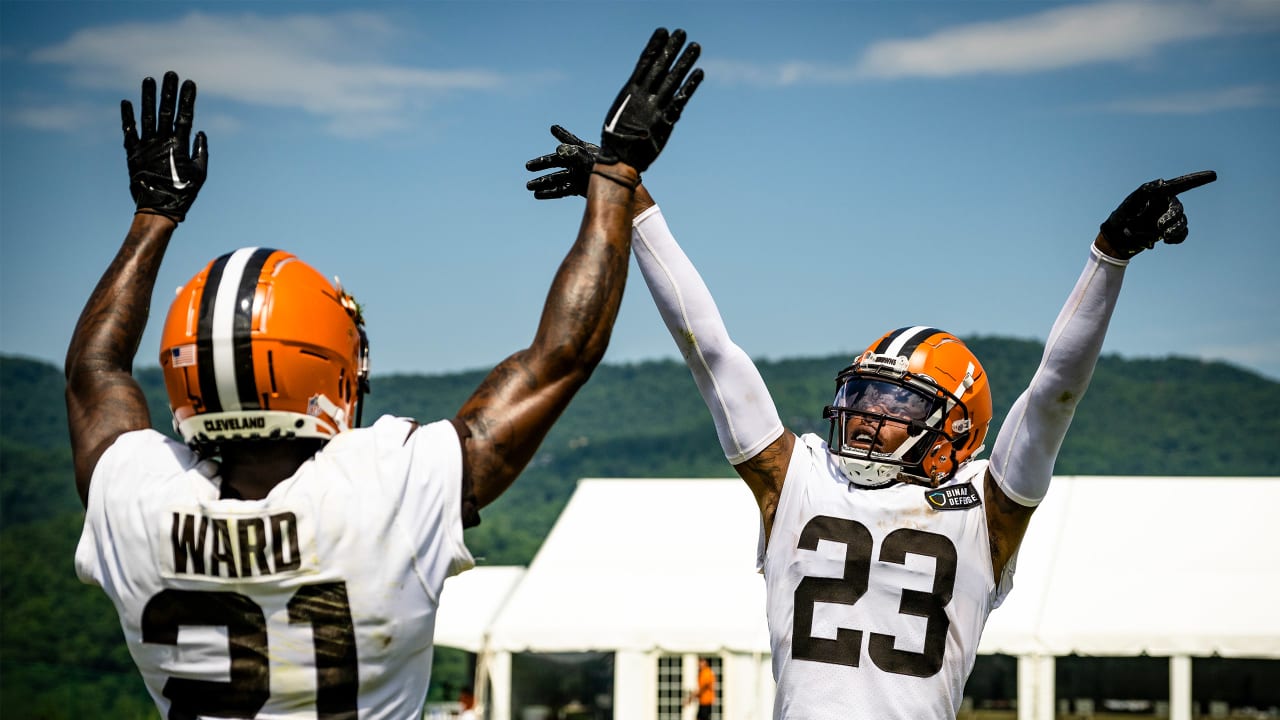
[456,28,703,509]
[65,72,208,505]
[629,185,790,539]
[983,171,1217,575]
[528,129,788,538]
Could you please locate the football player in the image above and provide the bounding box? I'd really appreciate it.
[66,28,702,719]
[527,127,1215,718]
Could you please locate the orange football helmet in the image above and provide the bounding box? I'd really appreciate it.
[159,247,370,451]
[823,326,991,488]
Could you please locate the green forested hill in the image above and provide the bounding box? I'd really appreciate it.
[3,344,1278,717]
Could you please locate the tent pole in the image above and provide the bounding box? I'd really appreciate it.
[1170,655,1192,720]
[1018,654,1055,720]
[487,651,512,720]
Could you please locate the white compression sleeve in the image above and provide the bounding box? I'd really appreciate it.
[989,245,1128,506]
[633,205,784,464]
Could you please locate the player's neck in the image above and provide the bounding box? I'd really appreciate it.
[218,440,323,500]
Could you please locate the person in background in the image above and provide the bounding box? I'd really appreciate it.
[685,657,715,720]
[458,686,478,720]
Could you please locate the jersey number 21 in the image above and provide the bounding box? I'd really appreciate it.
[142,581,357,719]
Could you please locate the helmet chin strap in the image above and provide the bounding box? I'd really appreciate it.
[836,455,949,490]
[836,455,899,488]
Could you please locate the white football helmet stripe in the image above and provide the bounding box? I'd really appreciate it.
[209,247,260,412]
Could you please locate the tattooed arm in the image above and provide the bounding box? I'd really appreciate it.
[66,215,176,505]
[735,434,793,545]
[457,28,702,509]
[65,72,207,506]
[455,167,638,507]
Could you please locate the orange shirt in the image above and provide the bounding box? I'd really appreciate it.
[698,665,715,706]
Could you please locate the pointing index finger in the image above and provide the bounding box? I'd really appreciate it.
[1163,170,1217,195]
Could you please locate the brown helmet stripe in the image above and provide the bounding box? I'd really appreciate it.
[874,325,943,358]
[195,248,277,413]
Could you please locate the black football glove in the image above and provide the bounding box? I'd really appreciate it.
[122,71,208,222]
[1100,171,1216,259]
[526,125,600,199]
[598,27,703,172]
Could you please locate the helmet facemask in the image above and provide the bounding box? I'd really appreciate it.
[824,352,975,488]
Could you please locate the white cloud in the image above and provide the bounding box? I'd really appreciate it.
[8,102,98,133]
[711,0,1280,86]
[26,11,506,137]
[702,59,859,87]
[1100,84,1277,114]
[855,1,1225,79]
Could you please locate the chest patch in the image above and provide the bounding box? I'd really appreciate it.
[925,482,981,511]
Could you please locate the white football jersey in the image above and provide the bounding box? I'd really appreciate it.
[75,416,475,719]
[761,434,1013,720]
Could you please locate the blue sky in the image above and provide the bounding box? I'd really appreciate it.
[3,1,1278,390]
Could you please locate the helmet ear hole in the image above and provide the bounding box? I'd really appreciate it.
[267,350,279,393]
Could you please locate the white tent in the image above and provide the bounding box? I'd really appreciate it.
[977,475,1280,720]
[480,479,772,720]
[980,475,1279,660]
[436,565,526,653]
[486,479,768,655]
[436,476,1280,720]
